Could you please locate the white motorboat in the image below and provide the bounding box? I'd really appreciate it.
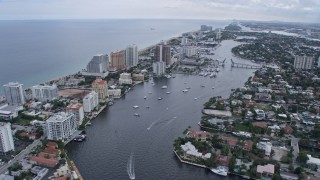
[210,166,228,176]
[158,97,163,100]
[133,105,139,109]
[166,91,171,94]
[161,85,168,89]
[134,113,140,117]
[144,96,147,99]
[182,89,189,93]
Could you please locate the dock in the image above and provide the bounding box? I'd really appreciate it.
[173,150,207,168]
[70,160,84,180]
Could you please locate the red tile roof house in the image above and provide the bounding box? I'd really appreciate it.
[252,122,268,128]
[242,140,254,151]
[29,156,58,168]
[19,132,37,140]
[216,155,232,166]
[44,147,61,157]
[38,152,59,159]
[186,130,211,142]
[47,141,59,149]
[284,125,294,134]
[219,135,238,148]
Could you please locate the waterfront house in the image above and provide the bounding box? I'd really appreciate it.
[215,155,231,166]
[180,142,211,160]
[186,130,211,142]
[257,164,274,179]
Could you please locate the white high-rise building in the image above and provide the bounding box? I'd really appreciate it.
[125,44,138,68]
[46,112,77,141]
[66,102,84,127]
[317,56,320,68]
[294,55,315,70]
[153,62,166,76]
[181,37,188,45]
[83,91,99,113]
[87,54,109,73]
[182,46,197,57]
[31,84,58,102]
[0,122,14,153]
[3,82,25,105]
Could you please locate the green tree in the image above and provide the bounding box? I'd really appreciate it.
[296,151,309,167]
[221,145,230,156]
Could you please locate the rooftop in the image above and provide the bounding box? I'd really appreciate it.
[66,102,83,110]
[257,164,275,174]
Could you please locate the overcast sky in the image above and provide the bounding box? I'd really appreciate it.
[0,0,319,22]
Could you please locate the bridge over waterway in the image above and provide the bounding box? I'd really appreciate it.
[231,59,261,69]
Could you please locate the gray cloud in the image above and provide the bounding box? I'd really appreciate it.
[0,0,319,22]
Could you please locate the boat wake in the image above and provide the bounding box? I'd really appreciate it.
[147,121,157,130]
[147,116,177,130]
[165,116,177,125]
[127,153,135,179]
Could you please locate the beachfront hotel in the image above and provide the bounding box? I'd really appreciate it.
[3,82,25,105]
[110,50,126,70]
[125,44,138,68]
[87,54,109,73]
[31,84,58,102]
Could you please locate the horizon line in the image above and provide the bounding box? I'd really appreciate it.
[0,17,318,24]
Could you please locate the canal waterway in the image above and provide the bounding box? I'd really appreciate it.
[66,40,257,180]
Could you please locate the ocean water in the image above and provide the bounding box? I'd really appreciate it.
[0,19,229,94]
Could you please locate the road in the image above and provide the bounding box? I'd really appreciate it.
[291,137,300,163]
[0,138,42,174]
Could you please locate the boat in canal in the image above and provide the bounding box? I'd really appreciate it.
[182,89,189,93]
[210,166,228,176]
